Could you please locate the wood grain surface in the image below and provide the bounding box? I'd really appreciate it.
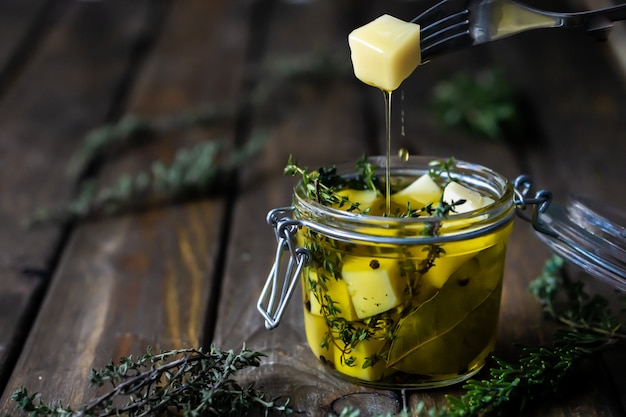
[0,0,624,416]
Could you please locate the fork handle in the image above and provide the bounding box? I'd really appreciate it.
[536,3,626,28]
[574,4,626,23]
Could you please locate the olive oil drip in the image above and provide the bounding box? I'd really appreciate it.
[383,90,392,213]
[383,90,410,213]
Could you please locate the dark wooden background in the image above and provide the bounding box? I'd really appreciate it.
[0,0,625,416]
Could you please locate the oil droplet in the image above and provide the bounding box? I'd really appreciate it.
[398,148,410,162]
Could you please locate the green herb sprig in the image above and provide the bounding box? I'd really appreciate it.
[27,134,267,226]
[283,154,378,213]
[10,345,291,417]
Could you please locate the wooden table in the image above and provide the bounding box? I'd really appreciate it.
[0,0,625,416]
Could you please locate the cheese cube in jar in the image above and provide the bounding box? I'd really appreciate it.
[390,173,442,213]
[348,14,421,91]
[342,256,404,319]
[304,267,359,321]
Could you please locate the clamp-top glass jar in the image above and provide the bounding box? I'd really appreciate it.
[258,155,518,389]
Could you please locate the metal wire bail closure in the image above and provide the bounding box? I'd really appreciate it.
[513,175,556,238]
[257,207,310,330]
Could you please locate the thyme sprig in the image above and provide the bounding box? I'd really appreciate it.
[283,154,379,213]
[530,255,625,341]
[67,108,236,176]
[10,345,291,417]
[28,134,266,226]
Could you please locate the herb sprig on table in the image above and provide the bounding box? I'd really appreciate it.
[27,135,267,226]
[10,345,291,417]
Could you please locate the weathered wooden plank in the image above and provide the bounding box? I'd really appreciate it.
[0,0,49,89]
[0,0,154,393]
[0,0,251,413]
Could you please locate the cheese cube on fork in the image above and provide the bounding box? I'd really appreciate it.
[348,14,421,92]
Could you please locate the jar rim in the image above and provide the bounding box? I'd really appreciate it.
[292,155,515,244]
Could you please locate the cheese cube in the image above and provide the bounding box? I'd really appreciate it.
[443,181,494,214]
[308,269,359,321]
[348,14,421,91]
[391,173,442,212]
[303,309,334,365]
[334,189,384,215]
[334,337,387,382]
[422,253,474,288]
[342,256,403,318]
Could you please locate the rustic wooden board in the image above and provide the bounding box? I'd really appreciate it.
[0,1,624,416]
[0,0,49,89]
[0,0,250,413]
[0,0,153,392]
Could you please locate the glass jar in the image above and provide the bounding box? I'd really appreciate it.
[259,156,517,389]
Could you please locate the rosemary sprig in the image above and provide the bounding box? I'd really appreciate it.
[10,344,291,417]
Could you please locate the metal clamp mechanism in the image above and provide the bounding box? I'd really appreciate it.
[513,175,557,238]
[257,207,311,330]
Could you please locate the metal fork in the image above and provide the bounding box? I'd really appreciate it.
[414,0,626,62]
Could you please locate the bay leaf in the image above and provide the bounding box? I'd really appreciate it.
[387,245,505,375]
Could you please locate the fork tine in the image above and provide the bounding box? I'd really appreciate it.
[411,0,454,25]
[411,0,470,25]
[420,9,469,39]
[411,0,473,61]
[411,0,447,23]
[421,28,472,60]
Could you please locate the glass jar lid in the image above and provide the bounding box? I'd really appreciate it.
[536,194,626,290]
